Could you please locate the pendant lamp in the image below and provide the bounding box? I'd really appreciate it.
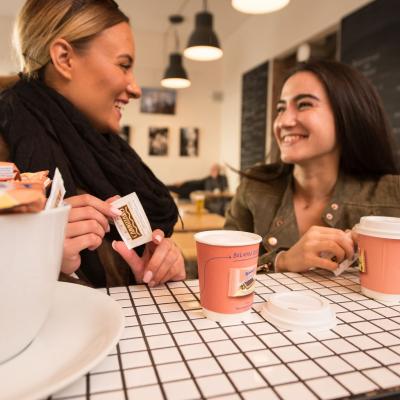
[184,0,223,62]
[232,0,290,14]
[161,15,191,89]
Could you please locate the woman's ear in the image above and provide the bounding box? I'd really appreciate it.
[48,38,74,80]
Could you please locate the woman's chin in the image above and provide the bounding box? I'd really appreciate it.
[280,154,298,164]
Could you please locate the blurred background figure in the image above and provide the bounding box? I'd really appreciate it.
[167,163,230,215]
[204,163,228,193]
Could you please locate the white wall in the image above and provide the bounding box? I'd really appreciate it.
[0,16,18,74]
[220,0,373,189]
[123,29,223,185]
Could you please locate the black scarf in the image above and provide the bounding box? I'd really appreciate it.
[0,77,178,286]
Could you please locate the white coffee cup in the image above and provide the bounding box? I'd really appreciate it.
[0,205,70,363]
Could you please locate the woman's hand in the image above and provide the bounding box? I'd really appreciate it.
[275,226,355,273]
[112,229,186,286]
[61,194,121,274]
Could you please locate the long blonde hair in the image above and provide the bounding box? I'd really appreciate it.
[13,0,129,79]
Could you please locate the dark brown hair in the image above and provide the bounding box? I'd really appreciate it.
[284,60,399,175]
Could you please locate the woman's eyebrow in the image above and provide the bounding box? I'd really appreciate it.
[293,93,320,102]
[277,93,320,105]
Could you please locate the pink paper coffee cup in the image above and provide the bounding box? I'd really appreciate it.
[194,230,262,322]
[355,216,400,302]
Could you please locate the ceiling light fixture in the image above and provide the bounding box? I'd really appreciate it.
[161,15,191,89]
[232,0,290,14]
[184,0,223,62]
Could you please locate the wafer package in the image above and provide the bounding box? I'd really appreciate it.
[112,192,153,249]
[0,162,20,181]
[0,163,65,213]
[21,170,51,189]
[0,181,46,213]
[333,253,358,276]
[320,230,358,276]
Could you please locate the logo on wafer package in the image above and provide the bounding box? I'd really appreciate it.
[119,205,142,240]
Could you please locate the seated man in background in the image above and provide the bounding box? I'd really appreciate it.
[204,164,229,215]
[167,163,229,215]
[204,163,228,193]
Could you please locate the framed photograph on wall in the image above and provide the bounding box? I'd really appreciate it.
[140,87,176,115]
[149,127,169,156]
[180,127,199,157]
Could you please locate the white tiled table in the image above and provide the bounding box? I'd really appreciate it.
[51,269,400,400]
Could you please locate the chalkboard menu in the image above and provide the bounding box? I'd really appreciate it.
[240,61,268,171]
[341,0,400,156]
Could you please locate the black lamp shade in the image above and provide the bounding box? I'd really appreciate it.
[163,53,189,80]
[187,11,220,49]
[161,52,191,88]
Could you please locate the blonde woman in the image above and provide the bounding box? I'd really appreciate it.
[0,0,185,287]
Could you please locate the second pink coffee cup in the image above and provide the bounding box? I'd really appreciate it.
[355,216,400,302]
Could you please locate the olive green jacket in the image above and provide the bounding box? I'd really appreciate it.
[224,164,400,270]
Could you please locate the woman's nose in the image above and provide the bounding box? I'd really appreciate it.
[127,75,141,99]
[277,108,297,128]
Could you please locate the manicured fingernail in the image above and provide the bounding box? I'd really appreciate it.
[154,234,162,244]
[143,270,153,283]
[111,240,117,250]
[111,206,122,216]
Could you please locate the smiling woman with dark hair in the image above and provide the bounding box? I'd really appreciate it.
[225,60,400,273]
[0,0,185,288]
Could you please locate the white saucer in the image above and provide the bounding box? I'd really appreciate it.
[0,282,124,400]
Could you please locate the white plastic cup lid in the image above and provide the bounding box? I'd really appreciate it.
[261,292,336,332]
[354,216,400,239]
[194,230,262,247]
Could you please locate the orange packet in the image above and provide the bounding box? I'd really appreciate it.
[20,170,51,188]
[0,181,46,213]
[0,162,20,181]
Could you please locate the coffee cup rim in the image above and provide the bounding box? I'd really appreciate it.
[0,204,70,219]
[355,216,400,239]
[194,230,262,246]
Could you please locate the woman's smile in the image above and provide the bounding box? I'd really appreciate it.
[280,133,309,146]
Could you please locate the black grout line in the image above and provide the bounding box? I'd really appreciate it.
[254,270,400,396]
[185,281,287,399]
[143,283,205,400]
[86,373,90,400]
[107,286,130,400]
[187,273,400,398]
[115,343,129,400]
[299,269,400,392]
[90,269,400,400]
[125,285,169,400]
[165,280,247,400]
